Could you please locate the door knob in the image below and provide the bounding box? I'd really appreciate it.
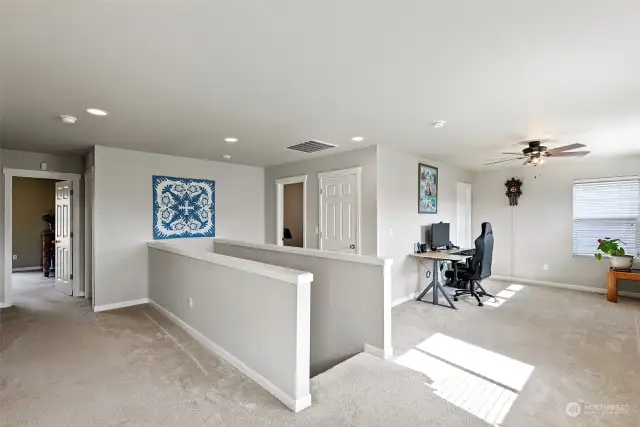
[350,244,356,249]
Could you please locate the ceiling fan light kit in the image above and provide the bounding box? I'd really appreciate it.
[485,140,591,167]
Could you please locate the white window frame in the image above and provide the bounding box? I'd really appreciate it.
[572,175,640,258]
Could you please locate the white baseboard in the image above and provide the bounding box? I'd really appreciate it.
[363,343,394,360]
[0,302,11,309]
[391,291,420,308]
[93,298,150,312]
[491,275,640,299]
[148,300,310,412]
[12,266,42,272]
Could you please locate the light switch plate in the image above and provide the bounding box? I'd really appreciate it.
[188,297,193,309]
[12,254,18,260]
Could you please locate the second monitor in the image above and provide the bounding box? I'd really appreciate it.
[431,222,450,250]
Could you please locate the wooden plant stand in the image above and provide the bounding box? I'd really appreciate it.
[607,268,640,303]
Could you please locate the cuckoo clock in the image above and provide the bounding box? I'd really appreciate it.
[505,178,522,206]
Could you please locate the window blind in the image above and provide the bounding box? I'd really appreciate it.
[572,178,640,257]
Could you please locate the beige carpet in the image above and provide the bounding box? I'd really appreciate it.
[1,272,639,426]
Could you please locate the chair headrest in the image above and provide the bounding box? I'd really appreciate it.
[482,222,493,236]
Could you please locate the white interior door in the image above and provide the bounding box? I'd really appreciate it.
[319,169,360,253]
[55,180,73,296]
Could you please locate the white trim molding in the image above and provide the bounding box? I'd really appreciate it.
[148,241,314,285]
[149,300,312,412]
[317,167,362,254]
[491,275,640,299]
[93,298,150,312]
[391,291,420,308]
[364,343,394,360]
[3,168,83,308]
[275,175,307,249]
[12,266,42,272]
[213,238,392,267]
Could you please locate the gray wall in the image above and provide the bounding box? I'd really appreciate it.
[265,146,378,255]
[472,156,640,292]
[376,146,473,301]
[148,247,310,409]
[12,177,57,268]
[214,241,391,376]
[93,146,265,307]
[0,149,84,304]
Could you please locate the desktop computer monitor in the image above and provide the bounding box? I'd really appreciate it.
[431,222,450,249]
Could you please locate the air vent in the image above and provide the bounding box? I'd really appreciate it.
[286,140,338,153]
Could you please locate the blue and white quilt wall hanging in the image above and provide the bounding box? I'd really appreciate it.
[153,175,215,239]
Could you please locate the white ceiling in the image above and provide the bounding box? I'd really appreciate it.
[1,1,639,169]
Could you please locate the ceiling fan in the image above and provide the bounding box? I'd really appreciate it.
[485,140,590,166]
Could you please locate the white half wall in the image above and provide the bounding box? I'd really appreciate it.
[93,146,265,307]
[147,242,312,412]
[377,146,473,301]
[213,238,393,376]
[472,156,640,292]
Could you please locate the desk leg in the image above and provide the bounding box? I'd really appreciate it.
[432,259,439,305]
[416,259,456,309]
[607,270,617,303]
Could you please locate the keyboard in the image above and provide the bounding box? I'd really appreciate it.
[455,249,475,256]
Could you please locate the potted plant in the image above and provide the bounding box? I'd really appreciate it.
[594,238,634,270]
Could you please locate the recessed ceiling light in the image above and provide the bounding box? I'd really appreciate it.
[86,108,109,116]
[432,120,446,129]
[222,154,232,161]
[224,137,238,143]
[351,136,364,142]
[60,115,77,124]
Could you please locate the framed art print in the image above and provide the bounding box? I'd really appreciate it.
[153,175,215,239]
[418,163,438,214]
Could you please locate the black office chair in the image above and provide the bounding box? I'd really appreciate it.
[445,222,496,306]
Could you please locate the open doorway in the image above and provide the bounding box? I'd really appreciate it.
[11,177,59,300]
[276,175,307,248]
[3,169,83,309]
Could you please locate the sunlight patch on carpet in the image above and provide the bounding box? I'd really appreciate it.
[394,333,534,426]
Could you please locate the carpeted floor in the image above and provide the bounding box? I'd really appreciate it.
[1,272,639,426]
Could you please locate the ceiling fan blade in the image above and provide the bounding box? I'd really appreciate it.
[545,143,586,154]
[484,157,525,166]
[501,152,524,155]
[546,151,590,157]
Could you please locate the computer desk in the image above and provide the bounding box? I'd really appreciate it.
[410,250,473,309]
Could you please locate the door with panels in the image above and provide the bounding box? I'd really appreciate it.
[319,168,361,254]
[55,180,73,296]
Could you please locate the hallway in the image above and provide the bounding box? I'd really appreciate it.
[1,272,484,427]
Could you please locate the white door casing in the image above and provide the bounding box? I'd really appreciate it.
[55,180,73,296]
[318,167,361,254]
[3,168,82,308]
[275,175,307,248]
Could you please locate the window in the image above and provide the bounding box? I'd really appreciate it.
[573,177,640,257]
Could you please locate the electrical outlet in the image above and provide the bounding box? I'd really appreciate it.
[12,254,18,260]
[315,227,319,235]
[542,264,549,271]
[188,297,193,309]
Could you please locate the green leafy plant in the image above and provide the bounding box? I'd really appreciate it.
[594,237,626,260]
